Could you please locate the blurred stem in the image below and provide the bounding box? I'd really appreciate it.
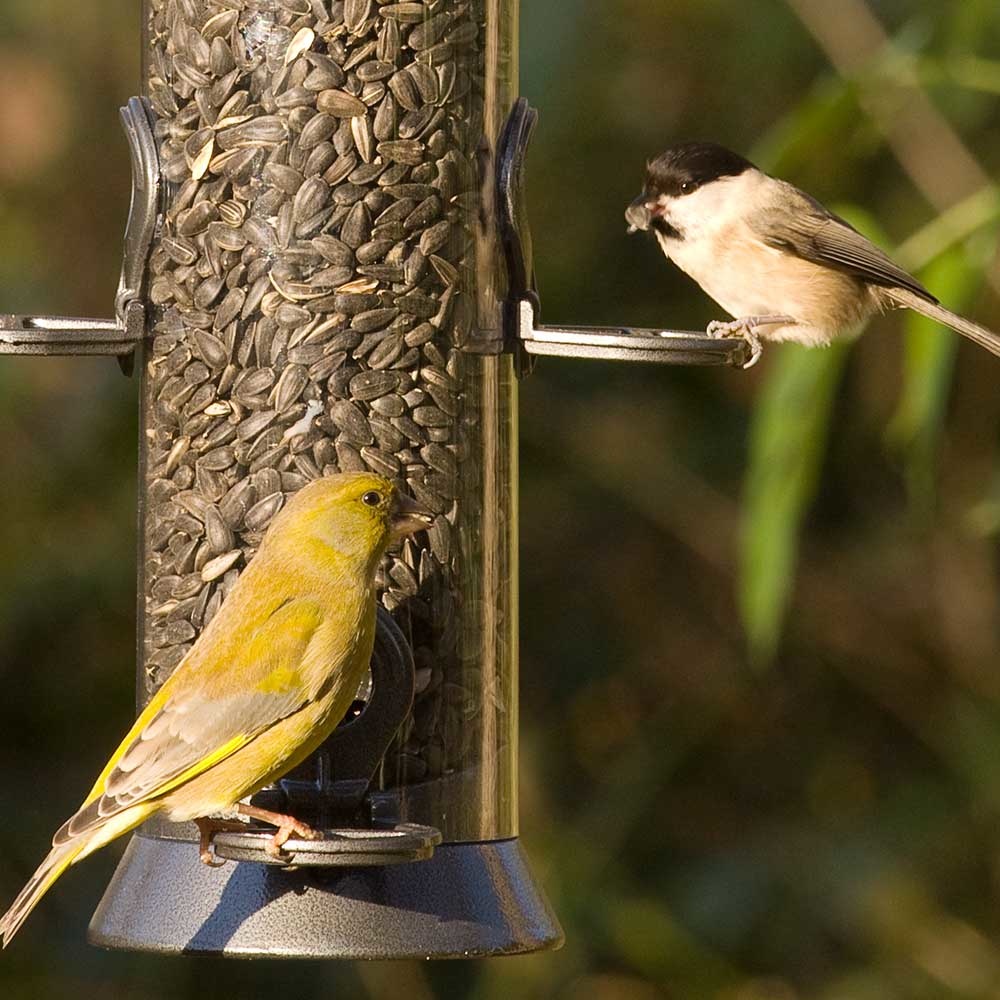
[914,54,1000,96]
[784,0,990,209]
[784,0,1000,306]
[895,187,1000,273]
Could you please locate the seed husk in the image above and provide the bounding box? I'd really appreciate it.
[317,89,367,118]
[200,550,242,582]
[244,492,286,532]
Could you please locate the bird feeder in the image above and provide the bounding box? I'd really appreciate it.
[0,1,749,960]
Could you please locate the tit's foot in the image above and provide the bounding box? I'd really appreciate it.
[706,315,794,370]
[743,328,763,370]
[194,817,246,867]
[237,803,322,859]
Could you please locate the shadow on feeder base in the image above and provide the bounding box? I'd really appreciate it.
[88,828,563,959]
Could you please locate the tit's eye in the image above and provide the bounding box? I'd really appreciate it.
[679,180,696,195]
[361,491,383,508]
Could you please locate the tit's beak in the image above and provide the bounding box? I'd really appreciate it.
[390,492,434,539]
[625,194,654,234]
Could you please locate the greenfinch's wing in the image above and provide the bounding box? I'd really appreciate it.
[53,597,326,845]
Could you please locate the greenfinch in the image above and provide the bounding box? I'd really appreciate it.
[0,472,432,947]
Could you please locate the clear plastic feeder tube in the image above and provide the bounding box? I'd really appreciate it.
[140,0,519,842]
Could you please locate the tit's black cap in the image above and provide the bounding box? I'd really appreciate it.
[645,142,754,197]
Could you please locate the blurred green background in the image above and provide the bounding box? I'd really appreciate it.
[3,1,1000,997]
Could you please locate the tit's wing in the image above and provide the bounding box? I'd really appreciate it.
[748,180,936,303]
[52,595,326,846]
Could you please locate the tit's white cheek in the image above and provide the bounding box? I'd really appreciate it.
[659,172,763,239]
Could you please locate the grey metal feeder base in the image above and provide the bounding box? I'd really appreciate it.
[88,830,563,959]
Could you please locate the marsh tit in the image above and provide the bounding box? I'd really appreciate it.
[626,142,1000,367]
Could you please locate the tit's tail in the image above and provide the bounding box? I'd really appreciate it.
[887,286,1000,359]
[0,803,154,948]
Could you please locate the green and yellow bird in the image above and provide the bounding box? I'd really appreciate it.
[0,472,432,947]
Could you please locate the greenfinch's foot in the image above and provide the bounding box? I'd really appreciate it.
[237,803,322,858]
[194,817,245,867]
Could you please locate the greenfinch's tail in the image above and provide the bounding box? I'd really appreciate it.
[0,840,87,948]
[0,804,154,948]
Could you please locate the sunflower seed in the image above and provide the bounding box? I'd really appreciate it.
[330,399,374,444]
[317,89,367,117]
[244,492,286,531]
[201,550,242,582]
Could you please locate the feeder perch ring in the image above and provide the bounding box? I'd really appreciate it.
[211,822,444,868]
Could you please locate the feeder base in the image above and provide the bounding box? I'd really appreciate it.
[88,828,563,959]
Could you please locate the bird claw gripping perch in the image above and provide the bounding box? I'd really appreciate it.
[492,98,755,373]
[706,315,794,370]
[235,804,323,860]
[706,318,761,367]
[193,809,322,867]
[194,818,246,867]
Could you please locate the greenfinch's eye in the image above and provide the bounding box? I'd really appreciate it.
[361,491,383,508]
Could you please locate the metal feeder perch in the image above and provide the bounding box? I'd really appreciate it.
[0,2,749,960]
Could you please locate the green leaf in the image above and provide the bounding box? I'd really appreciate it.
[738,205,883,669]
[740,342,850,668]
[886,247,982,514]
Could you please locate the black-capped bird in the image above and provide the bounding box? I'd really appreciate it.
[627,142,1000,366]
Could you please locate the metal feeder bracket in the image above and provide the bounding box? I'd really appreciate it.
[495,98,752,373]
[0,96,158,375]
[210,608,442,868]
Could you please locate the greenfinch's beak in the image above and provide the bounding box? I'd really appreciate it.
[390,492,434,538]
